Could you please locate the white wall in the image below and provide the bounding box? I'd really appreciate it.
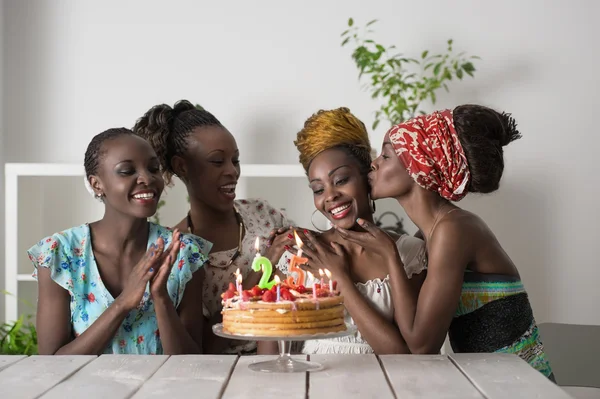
[0,0,5,322]
[1,0,599,325]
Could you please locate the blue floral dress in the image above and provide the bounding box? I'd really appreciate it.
[28,222,212,354]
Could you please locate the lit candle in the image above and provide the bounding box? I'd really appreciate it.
[319,269,325,286]
[285,231,307,288]
[274,275,281,302]
[295,230,303,258]
[307,271,317,302]
[251,237,276,289]
[236,270,243,295]
[324,269,333,292]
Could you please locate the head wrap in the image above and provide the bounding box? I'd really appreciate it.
[295,107,373,172]
[387,109,471,201]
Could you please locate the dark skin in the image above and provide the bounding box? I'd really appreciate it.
[36,135,204,355]
[259,148,425,355]
[171,126,291,353]
[337,134,519,354]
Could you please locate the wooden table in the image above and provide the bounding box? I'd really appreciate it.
[0,353,571,398]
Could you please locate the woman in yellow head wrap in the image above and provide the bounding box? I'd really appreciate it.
[282,107,427,354]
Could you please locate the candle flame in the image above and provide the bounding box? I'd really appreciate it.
[319,269,324,277]
[236,273,242,284]
[234,268,240,277]
[254,236,260,251]
[307,271,314,279]
[274,275,280,284]
[324,269,332,278]
[294,230,303,248]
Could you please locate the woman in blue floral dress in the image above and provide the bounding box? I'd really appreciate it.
[28,128,212,355]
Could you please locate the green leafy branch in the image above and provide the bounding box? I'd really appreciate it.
[341,18,480,129]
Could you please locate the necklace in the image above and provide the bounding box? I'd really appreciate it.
[187,208,244,267]
[427,204,459,244]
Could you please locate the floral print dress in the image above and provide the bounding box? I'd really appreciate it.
[28,222,212,354]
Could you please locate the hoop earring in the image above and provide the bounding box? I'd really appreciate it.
[311,209,329,233]
[95,193,104,203]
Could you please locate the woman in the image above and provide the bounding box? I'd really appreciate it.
[273,107,427,354]
[29,128,210,355]
[134,100,294,354]
[337,106,554,378]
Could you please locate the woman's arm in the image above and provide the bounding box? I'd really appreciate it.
[36,243,164,355]
[37,268,130,355]
[299,232,411,354]
[336,218,467,354]
[386,221,468,353]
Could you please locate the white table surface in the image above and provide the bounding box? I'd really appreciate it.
[0,353,573,398]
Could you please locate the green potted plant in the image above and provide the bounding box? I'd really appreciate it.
[341,18,480,129]
[1,292,38,355]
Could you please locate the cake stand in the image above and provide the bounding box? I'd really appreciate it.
[212,323,357,373]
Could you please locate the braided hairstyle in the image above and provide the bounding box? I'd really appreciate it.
[294,107,373,177]
[84,127,135,178]
[133,100,223,185]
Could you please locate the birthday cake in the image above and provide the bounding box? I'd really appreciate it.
[221,282,346,337]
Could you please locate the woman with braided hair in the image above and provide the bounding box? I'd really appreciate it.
[267,107,428,355]
[134,100,294,354]
[336,105,554,379]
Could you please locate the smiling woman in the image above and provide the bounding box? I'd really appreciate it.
[264,107,428,356]
[134,101,294,355]
[28,128,211,355]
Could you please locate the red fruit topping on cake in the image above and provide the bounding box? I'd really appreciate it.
[295,285,307,294]
[332,281,337,290]
[222,290,235,300]
[280,290,295,301]
[241,290,253,301]
[251,286,262,297]
[228,282,236,292]
[316,288,329,298]
[261,288,267,294]
[262,290,276,302]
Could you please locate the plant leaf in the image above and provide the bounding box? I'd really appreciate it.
[348,18,354,27]
[433,63,443,76]
[341,37,350,46]
[421,50,429,59]
[366,19,378,26]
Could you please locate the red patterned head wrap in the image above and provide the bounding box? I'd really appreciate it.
[387,109,471,201]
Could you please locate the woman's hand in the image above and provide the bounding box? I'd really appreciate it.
[298,230,350,281]
[335,218,399,262]
[264,226,295,263]
[264,226,313,263]
[116,242,164,311]
[150,229,182,301]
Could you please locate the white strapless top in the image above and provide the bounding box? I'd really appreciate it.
[277,234,427,354]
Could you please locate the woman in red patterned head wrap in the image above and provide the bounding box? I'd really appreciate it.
[336,105,555,381]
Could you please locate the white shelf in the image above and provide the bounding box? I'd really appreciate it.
[5,163,306,177]
[4,162,305,323]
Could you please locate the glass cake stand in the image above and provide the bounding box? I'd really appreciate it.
[212,323,357,373]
